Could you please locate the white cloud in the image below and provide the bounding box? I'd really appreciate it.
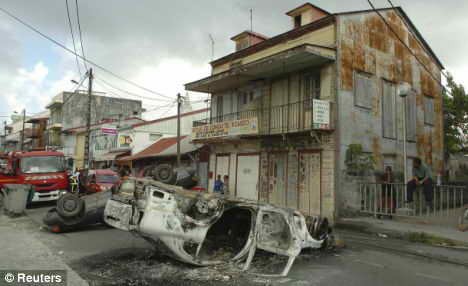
[2,62,77,118]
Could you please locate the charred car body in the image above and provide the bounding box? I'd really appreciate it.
[104,178,331,276]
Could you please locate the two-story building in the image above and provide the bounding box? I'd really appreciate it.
[3,114,32,152]
[46,90,144,166]
[25,110,49,151]
[185,3,444,221]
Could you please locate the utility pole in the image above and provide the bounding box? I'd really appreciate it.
[177,93,182,167]
[84,68,93,169]
[3,121,6,150]
[20,109,26,151]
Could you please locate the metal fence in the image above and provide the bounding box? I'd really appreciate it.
[359,183,467,217]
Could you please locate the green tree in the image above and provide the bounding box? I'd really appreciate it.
[443,74,468,158]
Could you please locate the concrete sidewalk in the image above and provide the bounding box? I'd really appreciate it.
[336,216,468,247]
[0,213,89,286]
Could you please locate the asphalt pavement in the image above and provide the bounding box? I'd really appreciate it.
[2,202,467,286]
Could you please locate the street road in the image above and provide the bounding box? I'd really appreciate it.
[23,202,468,286]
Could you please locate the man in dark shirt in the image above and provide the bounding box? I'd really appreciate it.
[407,158,433,205]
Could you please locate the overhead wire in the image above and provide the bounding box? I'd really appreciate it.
[0,6,173,100]
[94,75,173,102]
[61,71,89,106]
[158,101,177,117]
[384,0,452,82]
[366,0,453,96]
[94,78,171,111]
[64,0,81,76]
[74,0,88,70]
[144,100,177,113]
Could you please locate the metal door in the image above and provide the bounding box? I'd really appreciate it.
[215,155,230,181]
[268,153,287,207]
[236,154,259,200]
[298,152,321,216]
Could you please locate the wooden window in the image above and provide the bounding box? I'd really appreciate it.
[304,74,320,108]
[424,96,434,126]
[405,93,417,141]
[216,95,223,121]
[354,72,374,109]
[294,15,302,28]
[382,80,397,139]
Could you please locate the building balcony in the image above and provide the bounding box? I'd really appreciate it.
[192,99,334,141]
[47,123,62,130]
[25,128,42,138]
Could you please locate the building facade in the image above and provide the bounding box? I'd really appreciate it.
[185,3,444,222]
[45,91,143,165]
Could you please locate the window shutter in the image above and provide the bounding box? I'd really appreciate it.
[424,97,434,125]
[355,72,373,109]
[382,81,396,138]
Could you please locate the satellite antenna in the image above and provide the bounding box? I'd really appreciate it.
[250,8,253,32]
[208,34,215,61]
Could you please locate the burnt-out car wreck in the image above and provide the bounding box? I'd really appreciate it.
[104,178,331,276]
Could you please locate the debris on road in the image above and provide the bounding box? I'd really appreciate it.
[104,178,331,276]
[378,233,389,239]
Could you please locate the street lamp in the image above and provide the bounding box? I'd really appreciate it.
[398,83,412,207]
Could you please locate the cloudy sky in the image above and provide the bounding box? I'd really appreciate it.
[0,0,466,122]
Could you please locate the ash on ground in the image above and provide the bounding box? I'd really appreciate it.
[71,247,337,286]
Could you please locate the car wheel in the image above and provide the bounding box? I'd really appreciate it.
[153,164,176,184]
[56,194,84,218]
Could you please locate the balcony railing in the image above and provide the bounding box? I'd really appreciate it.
[193,100,334,138]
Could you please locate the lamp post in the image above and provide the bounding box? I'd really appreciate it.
[398,82,411,204]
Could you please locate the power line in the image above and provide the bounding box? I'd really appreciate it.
[61,71,89,106]
[144,100,177,113]
[65,0,81,76]
[366,0,452,97]
[95,78,176,109]
[74,0,88,70]
[0,6,173,100]
[95,75,173,102]
[384,0,452,82]
[159,101,177,117]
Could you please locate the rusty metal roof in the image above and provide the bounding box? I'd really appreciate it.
[119,136,200,161]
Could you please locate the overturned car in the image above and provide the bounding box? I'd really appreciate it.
[104,178,331,276]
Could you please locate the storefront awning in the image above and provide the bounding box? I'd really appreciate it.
[185,44,335,93]
[118,136,201,162]
[94,151,129,162]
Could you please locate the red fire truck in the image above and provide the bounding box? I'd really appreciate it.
[0,151,69,203]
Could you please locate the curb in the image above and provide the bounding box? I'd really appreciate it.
[335,220,468,248]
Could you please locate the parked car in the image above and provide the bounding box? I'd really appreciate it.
[80,169,120,194]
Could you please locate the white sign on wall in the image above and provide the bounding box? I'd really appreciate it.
[313,99,330,129]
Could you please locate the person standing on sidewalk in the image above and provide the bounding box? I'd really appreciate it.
[213,175,223,194]
[381,166,395,214]
[406,158,433,208]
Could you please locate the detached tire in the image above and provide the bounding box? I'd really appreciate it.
[153,164,176,184]
[56,194,84,218]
